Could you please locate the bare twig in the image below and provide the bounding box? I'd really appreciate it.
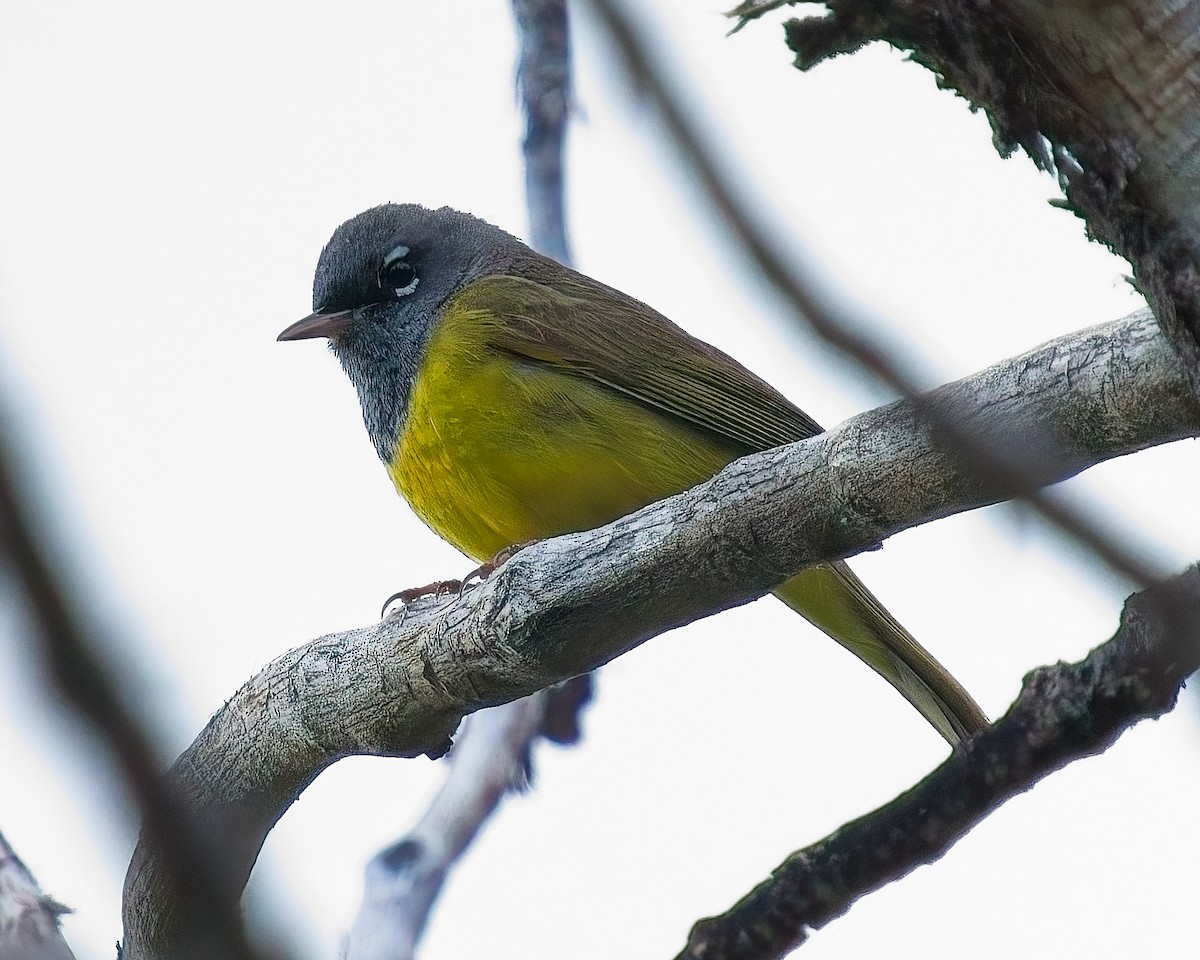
[344,701,546,960]
[725,0,798,34]
[0,830,76,960]
[677,566,1200,960]
[513,0,573,265]
[347,680,593,960]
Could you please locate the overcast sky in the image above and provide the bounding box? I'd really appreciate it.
[1,2,1197,959]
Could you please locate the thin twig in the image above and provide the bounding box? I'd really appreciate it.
[344,702,547,960]
[725,0,799,34]
[513,0,573,264]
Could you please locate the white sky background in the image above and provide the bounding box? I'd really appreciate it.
[1,1,1198,958]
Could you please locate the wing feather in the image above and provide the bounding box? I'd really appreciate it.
[450,266,823,454]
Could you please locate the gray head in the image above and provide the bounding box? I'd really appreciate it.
[278,204,526,462]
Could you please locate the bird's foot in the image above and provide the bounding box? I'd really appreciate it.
[380,541,539,621]
[380,579,463,620]
[459,540,539,594]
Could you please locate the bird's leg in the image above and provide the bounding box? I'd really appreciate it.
[458,540,539,595]
[380,579,464,620]
[380,541,540,620]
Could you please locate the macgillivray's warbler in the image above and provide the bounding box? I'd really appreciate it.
[278,203,987,745]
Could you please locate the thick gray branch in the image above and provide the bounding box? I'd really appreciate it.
[121,309,1200,958]
[590,0,1156,589]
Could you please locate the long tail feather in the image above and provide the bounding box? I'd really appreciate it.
[774,562,987,745]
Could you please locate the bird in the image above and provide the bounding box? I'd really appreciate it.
[277,203,987,745]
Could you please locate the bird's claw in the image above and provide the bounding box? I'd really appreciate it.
[380,540,539,620]
[380,579,463,620]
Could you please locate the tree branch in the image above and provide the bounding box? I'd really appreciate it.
[513,0,573,265]
[121,308,1200,958]
[771,0,1200,387]
[0,830,76,960]
[345,701,547,960]
[677,565,1200,960]
[586,0,1169,591]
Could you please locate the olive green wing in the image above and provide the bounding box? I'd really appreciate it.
[451,269,823,454]
[451,264,988,746]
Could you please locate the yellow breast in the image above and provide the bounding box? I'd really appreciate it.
[388,300,734,561]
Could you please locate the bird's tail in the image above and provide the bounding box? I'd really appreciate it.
[774,562,987,746]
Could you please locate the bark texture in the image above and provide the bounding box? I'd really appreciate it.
[121,309,1200,958]
[774,0,1200,386]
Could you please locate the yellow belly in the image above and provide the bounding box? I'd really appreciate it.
[385,298,984,744]
[388,308,735,561]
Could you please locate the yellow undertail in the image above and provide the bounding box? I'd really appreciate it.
[776,563,987,744]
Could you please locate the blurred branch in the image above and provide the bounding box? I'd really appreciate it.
[0,830,75,960]
[123,310,1200,956]
[346,680,593,960]
[343,5,585,956]
[513,0,573,264]
[677,566,1200,960]
[345,702,546,960]
[0,407,259,960]
[582,0,1181,596]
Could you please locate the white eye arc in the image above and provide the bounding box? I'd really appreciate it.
[392,272,420,298]
[380,245,419,298]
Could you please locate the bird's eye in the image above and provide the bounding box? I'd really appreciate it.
[380,245,419,298]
